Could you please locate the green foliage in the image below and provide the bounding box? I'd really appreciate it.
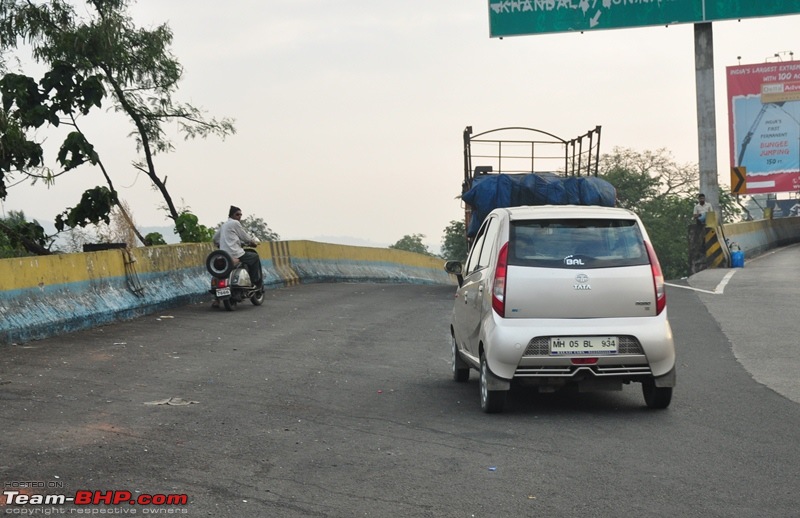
[716,189,744,224]
[241,216,280,242]
[635,196,694,280]
[55,186,118,231]
[601,147,698,195]
[0,210,51,257]
[600,162,659,209]
[144,232,166,246]
[0,63,106,197]
[598,148,743,278]
[174,210,214,243]
[0,111,43,198]
[40,61,105,116]
[57,131,98,171]
[0,63,103,126]
[441,220,467,262]
[0,73,53,127]
[389,233,432,256]
[0,0,235,229]
[599,148,699,280]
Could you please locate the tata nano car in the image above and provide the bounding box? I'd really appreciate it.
[446,205,676,413]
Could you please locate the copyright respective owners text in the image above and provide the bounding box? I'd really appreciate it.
[2,481,190,514]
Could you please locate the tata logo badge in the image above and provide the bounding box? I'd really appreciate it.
[574,273,591,290]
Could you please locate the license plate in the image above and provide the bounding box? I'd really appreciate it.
[550,336,618,355]
[215,288,231,297]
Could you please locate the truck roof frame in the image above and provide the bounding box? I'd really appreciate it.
[463,125,602,193]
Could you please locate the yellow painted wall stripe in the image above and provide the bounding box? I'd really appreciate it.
[0,240,450,292]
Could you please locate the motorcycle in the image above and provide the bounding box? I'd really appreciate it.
[205,247,264,311]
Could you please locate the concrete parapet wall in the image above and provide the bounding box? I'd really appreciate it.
[689,217,800,274]
[0,240,454,345]
[722,217,800,259]
[284,240,453,284]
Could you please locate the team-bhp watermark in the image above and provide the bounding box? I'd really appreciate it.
[2,484,189,514]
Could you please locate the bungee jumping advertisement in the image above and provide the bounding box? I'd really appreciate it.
[727,60,800,194]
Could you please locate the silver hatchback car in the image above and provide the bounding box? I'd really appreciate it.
[446,205,676,413]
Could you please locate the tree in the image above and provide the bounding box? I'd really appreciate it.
[241,216,280,242]
[0,209,52,257]
[144,232,166,246]
[389,234,431,256]
[56,198,140,251]
[599,148,696,279]
[600,151,660,210]
[716,188,744,224]
[58,225,94,253]
[99,199,140,248]
[635,195,695,280]
[440,220,467,262]
[599,148,744,279]
[601,147,697,199]
[54,186,117,232]
[174,210,214,243]
[0,0,235,246]
[212,216,280,242]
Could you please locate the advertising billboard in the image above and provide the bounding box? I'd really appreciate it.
[726,60,800,194]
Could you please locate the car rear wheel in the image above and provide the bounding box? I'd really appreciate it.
[452,336,469,382]
[642,379,672,409]
[480,353,507,413]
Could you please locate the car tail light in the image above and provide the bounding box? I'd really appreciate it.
[492,242,509,316]
[571,357,598,365]
[644,240,666,315]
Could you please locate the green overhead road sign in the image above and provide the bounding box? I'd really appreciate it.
[488,1,800,38]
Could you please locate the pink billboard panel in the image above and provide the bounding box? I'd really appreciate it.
[726,61,800,194]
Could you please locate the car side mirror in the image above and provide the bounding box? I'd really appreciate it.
[444,261,462,274]
[444,260,464,287]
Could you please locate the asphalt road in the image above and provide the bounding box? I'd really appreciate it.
[681,242,800,404]
[1,247,798,517]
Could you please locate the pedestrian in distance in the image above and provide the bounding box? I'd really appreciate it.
[693,193,714,225]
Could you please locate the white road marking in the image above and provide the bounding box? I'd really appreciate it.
[666,270,737,295]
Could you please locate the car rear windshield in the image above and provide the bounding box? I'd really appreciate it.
[509,218,649,269]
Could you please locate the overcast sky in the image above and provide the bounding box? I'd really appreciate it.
[2,1,799,249]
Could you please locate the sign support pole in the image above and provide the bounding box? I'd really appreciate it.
[694,22,721,218]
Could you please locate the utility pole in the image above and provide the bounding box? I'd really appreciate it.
[694,22,721,219]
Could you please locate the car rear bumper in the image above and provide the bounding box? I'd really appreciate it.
[481,310,676,381]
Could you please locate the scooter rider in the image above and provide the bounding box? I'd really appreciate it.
[213,205,263,288]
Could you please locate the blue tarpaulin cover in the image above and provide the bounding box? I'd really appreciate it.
[462,173,616,237]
